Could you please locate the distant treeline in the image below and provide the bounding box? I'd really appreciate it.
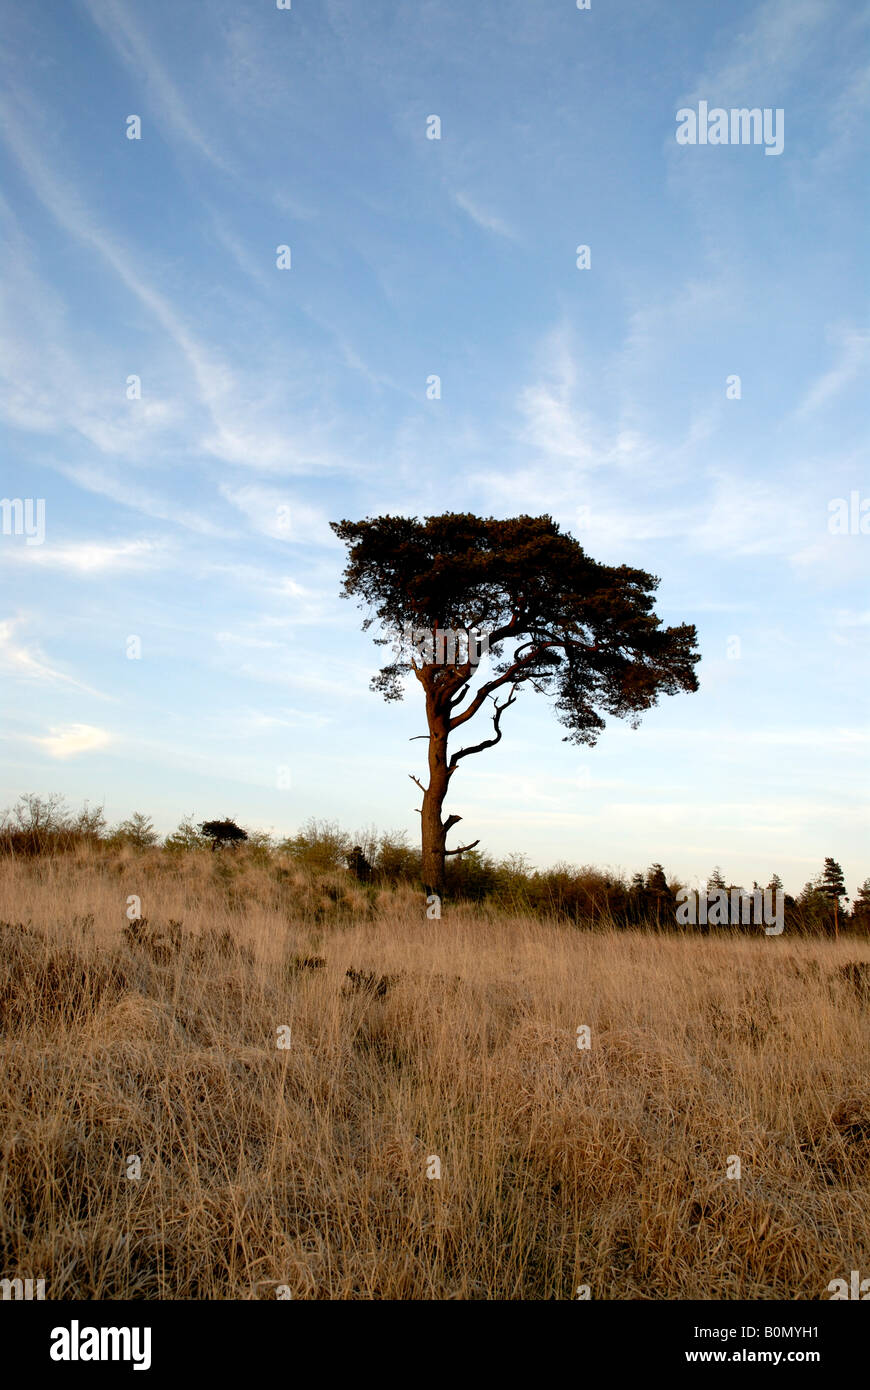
[2,793,868,936]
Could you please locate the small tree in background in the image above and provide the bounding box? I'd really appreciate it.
[70,803,107,839]
[820,857,847,939]
[627,871,647,925]
[347,844,374,883]
[647,863,669,892]
[15,792,71,836]
[164,815,207,852]
[199,819,249,852]
[853,878,870,933]
[0,793,105,854]
[375,830,421,885]
[646,863,672,928]
[110,812,159,849]
[243,829,275,864]
[796,878,833,936]
[280,818,351,872]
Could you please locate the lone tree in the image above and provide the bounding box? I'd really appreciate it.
[820,857,847,939]
[200,818,248,852]
[332,513,700,897]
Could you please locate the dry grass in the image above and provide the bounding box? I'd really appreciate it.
[1,847,868,1300]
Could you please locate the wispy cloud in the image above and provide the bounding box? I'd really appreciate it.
[62,464,226,537]
[207,706,334,736]
[687,474,810,558]
[3,538,165,573]
[0,88,235,420]
[685,0,828,105]
[80,0,232,173]
[608,724,870,753]
[0,619,105,695]
[452,191,517,240]
[208,213,275,293]
[0,207,183,454]
[819,57,870,166]
[796,325,870,417]
[214,632,282,652]
[502,326,647,485]
[832,608,870,627]
[29,723,113,759]
[219,484,341,547]
[204,427,342,475]
[0,96,352,488]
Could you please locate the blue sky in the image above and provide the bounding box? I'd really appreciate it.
[1,0,868,895]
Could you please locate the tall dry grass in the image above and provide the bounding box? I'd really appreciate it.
[1,846,868,1299]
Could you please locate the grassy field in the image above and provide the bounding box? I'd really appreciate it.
[1,846,868,1300]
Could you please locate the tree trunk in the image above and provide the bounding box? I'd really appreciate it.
[420,708,450,897]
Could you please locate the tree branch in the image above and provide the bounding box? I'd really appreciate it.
[447,635,598,732]
[445,839,480,857]
[448,653,541,730]
[448,688,518,768]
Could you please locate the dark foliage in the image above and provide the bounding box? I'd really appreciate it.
[199,819,249,851]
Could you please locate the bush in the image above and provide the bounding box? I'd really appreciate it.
[106,812,159,850]
[373,830,421,885]
[0,793,105,856]
[163,816,208,853]
[279,819,351,872]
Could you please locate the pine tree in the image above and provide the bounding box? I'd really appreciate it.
[647,863,668,892]
[332,512,699,895]
[627,871,646,926]
[646,863,670,928]
[820,858,847,939]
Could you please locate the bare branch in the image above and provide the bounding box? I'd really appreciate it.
[447,635,597,732]
[447,648,544,730]
[409,773,425,793]
[445,839,480,857]
[448,687,518,768]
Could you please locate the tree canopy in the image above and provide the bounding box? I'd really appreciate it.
[199,819,249,850]
[332,512,700,748]
[332,512,701,895]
